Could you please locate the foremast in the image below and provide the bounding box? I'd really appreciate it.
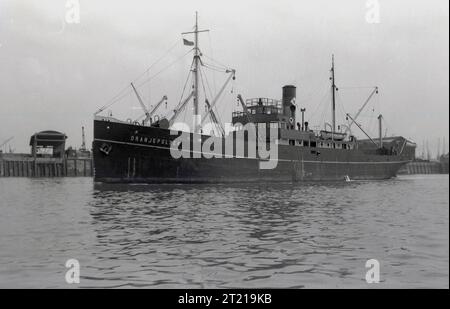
[193,13,200,134]
[182,12,209,134]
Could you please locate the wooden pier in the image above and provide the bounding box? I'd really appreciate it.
[0,130,93,178]
[0,154,92,177]
[398,160,445,175]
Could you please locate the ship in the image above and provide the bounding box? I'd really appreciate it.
[92,14,412,183]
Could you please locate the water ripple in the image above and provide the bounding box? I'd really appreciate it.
[0,175,448,288]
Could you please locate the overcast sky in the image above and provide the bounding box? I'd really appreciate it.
[0,0,448,157]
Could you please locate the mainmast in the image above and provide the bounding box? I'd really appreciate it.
[182,12,209,134]
[331,54,336,140]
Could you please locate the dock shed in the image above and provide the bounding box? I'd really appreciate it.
[30,130,67,159]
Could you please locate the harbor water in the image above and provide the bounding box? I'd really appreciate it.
[0,175,448,288]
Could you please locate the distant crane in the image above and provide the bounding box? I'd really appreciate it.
[80,127,86,151]
[0,136,14,152]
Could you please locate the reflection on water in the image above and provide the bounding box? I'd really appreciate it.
[0,176,448,288]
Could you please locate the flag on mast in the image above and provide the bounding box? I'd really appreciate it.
[183,38,194,46]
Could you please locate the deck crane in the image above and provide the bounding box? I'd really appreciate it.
[345,86,379,134]
[148,95,168,123]
[200,69,235,128]
[346,113,378,147]
[237,94,258,128]
[204,99,225,136]
[169,69,234,132]
[168,92,194,126]
[131,82,168,125]
[237,94,248,114]
[131,82,150,124]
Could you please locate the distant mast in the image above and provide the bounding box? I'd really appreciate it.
[437,137,441,160]
[444,137,446,156]
[330,55,336,140]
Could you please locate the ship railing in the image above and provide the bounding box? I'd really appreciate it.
[232,106,283,118]
[232,111,245,117]
[245,98,282,108]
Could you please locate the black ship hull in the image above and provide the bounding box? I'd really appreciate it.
[93,119,409,183]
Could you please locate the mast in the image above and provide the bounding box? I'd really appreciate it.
[193,12,200,134]
[421,140,425,159]
[444,137,446,156]
[331,55,336,140]
[300,108,306,131]
[181,12,209,134]
[378,114,383,148]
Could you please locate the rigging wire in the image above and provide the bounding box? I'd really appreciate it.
[127,49,194,122]
[202,63,229,73]
[200,56,230,73]
[335,86,382,138]
[309,87,331,129]
[96,39,182,115]
[134,38,181,84]
[367,106,376,137]
[181,64,193,125]
[201,54,230,71]
[100,48,193,116]
[136,48,194,88]
[198,66,209,100]
[207,31,217,94]
[296,80,327,108]
[171,58,195,122]
[199,65,214,101]
[199,66,223,135]
[95,86,133,115]
[133,54,196,123]
[382,117,394,137]
[182,100,188,124]
[319,93,331,130]
[198,67,212,131]
[335,91,350,131]
[309,90,328,121]
[337,86,378,89]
